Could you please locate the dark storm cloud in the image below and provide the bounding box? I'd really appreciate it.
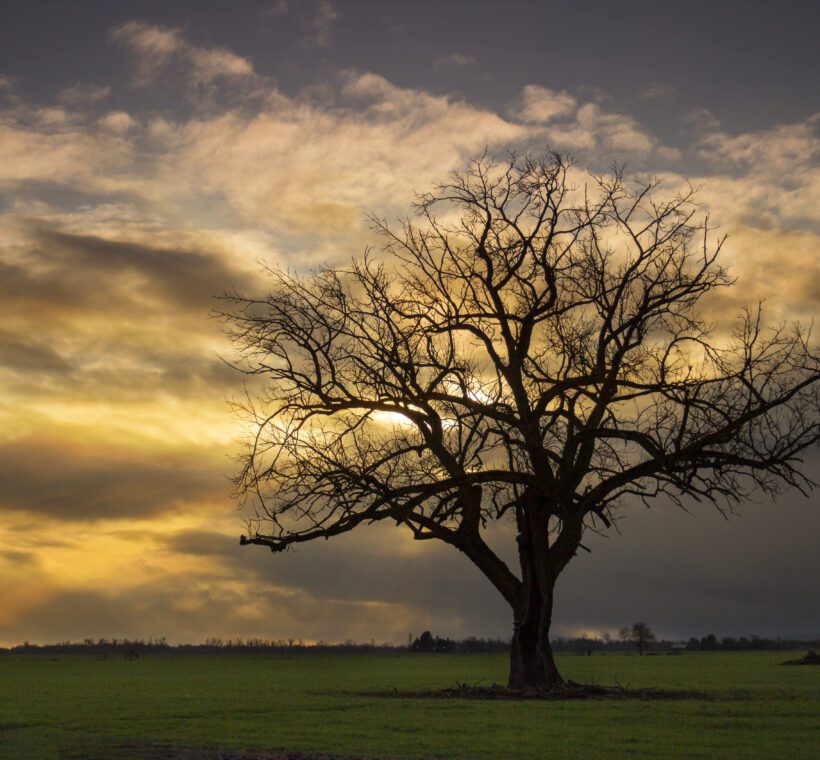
[0,246,243,396]
[165,459,820,641]
[167,525,511,635]
[0,330,241,403]
[0,224,258,397]
[0,330,71,374]
[5,488,817,643]
[0,437,228,520]
[0,549,38,566]
[0,227,257,341]
[555,467,820,639]
[28,226,257,313]
[147,350,242,391]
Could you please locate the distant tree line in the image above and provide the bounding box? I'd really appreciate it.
[0,637,399,657]
[551,632,820,655]
[1,634,510,657]
[409,631,509,653]
[2,632,817,657]
[681,634,818,652]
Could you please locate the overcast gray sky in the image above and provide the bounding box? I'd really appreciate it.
[0,0,818,646]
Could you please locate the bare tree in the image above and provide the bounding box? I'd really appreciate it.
[619,622,656,655]
[221,153,819,690]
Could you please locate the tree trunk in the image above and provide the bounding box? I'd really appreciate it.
[508,491,565,689]
[507,572,562,689]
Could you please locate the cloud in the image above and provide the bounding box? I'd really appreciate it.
[168,524,507,617]
[630,113,819,330]
[57,82,111,106]
[573,102,656,153]
[0,222,258,406]
[697,114,819,174]
[165,71,530,238]
[0,330,71,375]
[0,218,256,427]
[682,107,721,131]
[149,524,513,640]
[0,22,816,646]
[109,21,184,84]
[509,85,661,157]
[98,111,133,133]
[433,53,477,69]
[695,227,820,327]
[260,1,339,49]
[27,226,256,313]
[0,520,505,645]
[7,471,815,646]
[0,576,416,645]
[0,436,228,520]
[263,0,290,17]
[0,550,37,567]
[513,85,576,123]
[640,82,678,102]
[306,0,339,48]
[687,114,820,257]
[110,21,256,89]
[0,117,106,186]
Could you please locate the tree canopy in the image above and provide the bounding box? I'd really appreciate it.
[222,153,819,688]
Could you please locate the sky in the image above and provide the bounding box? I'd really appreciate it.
[0,0,818,646]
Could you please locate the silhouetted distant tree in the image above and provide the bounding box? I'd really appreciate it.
[700,633,719,651]
[410,630,455,652]
[222,152,820,689]
[620,622,656,655]
[411,631,434,652]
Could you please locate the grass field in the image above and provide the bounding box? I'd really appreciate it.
[1,651,818,759]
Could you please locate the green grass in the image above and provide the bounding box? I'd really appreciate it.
[1,651,818,758]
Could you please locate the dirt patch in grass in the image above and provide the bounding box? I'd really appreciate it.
[351,681,707,701]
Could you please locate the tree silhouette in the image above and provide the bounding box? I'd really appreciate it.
[222,153,819,689]
[620,622,656,655]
